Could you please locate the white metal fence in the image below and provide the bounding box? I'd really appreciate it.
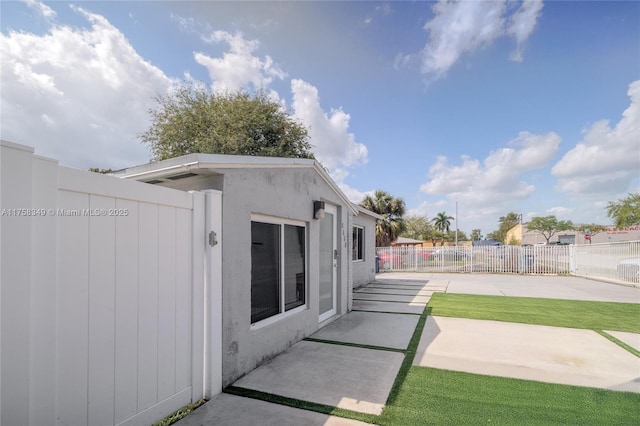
[0,141,222,426]
[572,241,640,284]
[376,242,640,285]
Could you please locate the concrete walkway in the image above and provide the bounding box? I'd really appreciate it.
[176,273,640,425]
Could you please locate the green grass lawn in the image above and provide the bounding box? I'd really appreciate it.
[379,367,640,426]
[427,292,640,333]
[378,293,640,425]
[192,292,640,426]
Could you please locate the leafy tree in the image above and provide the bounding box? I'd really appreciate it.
[507,235,521,245]
[401,216,433,241]
[607,193,640,228]
[432,211,454,233]
[141,85,312,161]
[470,229,482,241]
[446,230,468,242]
[428,230,445,247]
[527,216,574,244]
[490,212,521,244]
[360,190,406,246]
[574,224,607,244]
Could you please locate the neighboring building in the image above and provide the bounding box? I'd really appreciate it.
[504,223,524,245]
[472,239,503,246]
[352,206,382,289]
[115,153,377,386]
[507,223,640,245]
[392,236,424,247]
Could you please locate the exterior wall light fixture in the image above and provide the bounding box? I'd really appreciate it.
[313,200,325,220]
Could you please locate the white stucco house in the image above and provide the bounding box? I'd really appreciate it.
[114,153,379,386]
[1,140,380,425]
[352,205,382,288]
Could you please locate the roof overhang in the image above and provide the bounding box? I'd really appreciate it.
[354,205,383,220]
[112,153,358,215]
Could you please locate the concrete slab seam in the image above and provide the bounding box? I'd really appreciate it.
[303,337,407,354]
[596,330,640,358]
[350,309,422,316]
[222,386,379,425]
[352,298,427,305]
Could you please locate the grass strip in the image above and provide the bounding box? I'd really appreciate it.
[384,306,431,406]
[352,298,428,305]
[351,309,422,316]
[303,337,405,353]
[378,367,640,426]
[428,292,640,332]
[224,386,378,424]
[152,399,205,426]
[596,330,640,358]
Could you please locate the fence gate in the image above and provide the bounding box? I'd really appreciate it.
[0,141,223,426]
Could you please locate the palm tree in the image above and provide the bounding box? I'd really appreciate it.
[432,211,454,233]
[360,190,406,246]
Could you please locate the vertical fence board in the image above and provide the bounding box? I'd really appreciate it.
[88,195,116,426]
[157,206,177,401]
[56,191,90,426]
[137,202,159,411]
[29,157,58,425]
[114,200,140,423]
[190,193,205,401]
[0,143,33,426]
[175,208,192,392]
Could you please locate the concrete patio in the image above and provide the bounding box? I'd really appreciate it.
[176,273,640,425]
[414,315,640,393]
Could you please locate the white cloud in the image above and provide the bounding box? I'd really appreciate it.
[507,0,543,62]
[189,33,369,186]
[545,206,573,218]
[552,80,640,195]
[363,2,392,26]
[290,79,368,173]
[329,170,369,204]
[0,5,174,169]
[194,31,286,94]
[420,131,560,209]
[407,200,447,218]
[22,0,56,20]
[400,0,542,80]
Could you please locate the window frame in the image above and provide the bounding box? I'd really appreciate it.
[352,225,365,262]
[250,214,308,330]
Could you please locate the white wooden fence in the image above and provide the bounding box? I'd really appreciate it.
[0,141,222,426]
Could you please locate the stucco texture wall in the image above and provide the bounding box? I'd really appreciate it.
[165,167,350,385]
[352,213,377,288]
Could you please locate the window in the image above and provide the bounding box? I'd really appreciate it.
[251,217,306,325]
[352,225,364,261]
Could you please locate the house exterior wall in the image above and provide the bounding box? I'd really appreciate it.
[158,167,351,386]
[352,213,378,288]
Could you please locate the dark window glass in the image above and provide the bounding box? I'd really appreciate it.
[284,225,305,311]
[353,226,364,261]
[251,222,280,323]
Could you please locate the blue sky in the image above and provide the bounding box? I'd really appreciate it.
[2,0,639,235]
